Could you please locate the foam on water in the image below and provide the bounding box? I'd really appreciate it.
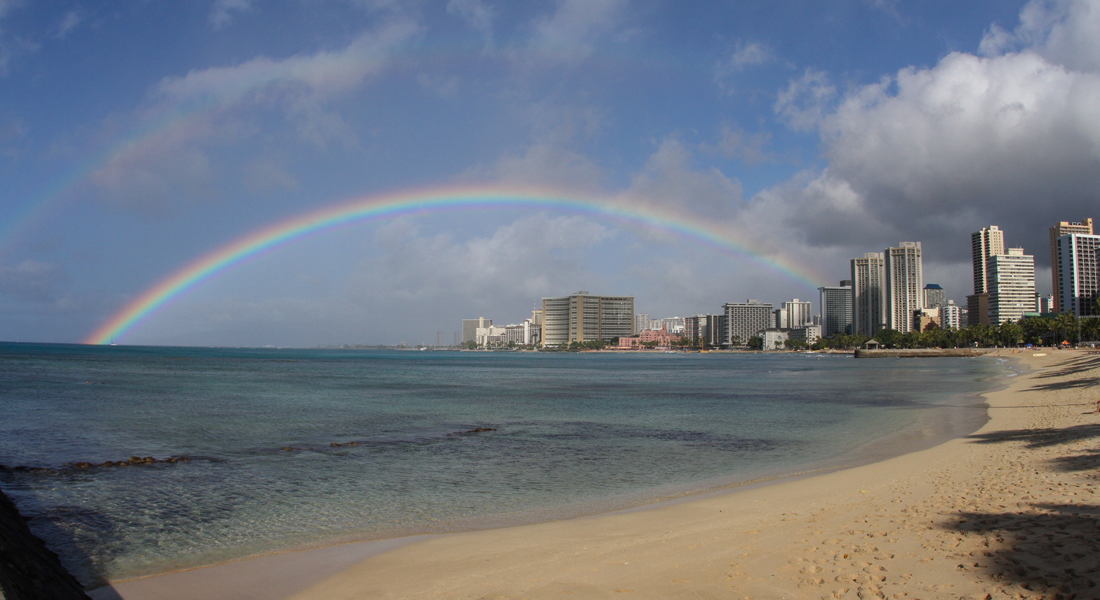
[0,344,1006,587]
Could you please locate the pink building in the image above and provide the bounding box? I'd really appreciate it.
[618,326,683,349]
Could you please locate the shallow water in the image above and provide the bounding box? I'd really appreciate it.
[0,343,1006,586]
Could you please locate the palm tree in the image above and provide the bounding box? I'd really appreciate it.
[1054,312,1078,345]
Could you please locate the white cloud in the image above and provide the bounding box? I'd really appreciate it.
[210,0,252,31]
[156,20,419,103]
[714,41,773,94]
[346,214,614,320]
[627,137,743,219]
[701,123,774,165]
[981,0,1100,73]
[757,0,1100,282]
[774,68,837,131]
[89,20,419,207]
[527,0,629,60]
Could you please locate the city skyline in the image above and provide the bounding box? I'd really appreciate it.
[2,1,1099,347]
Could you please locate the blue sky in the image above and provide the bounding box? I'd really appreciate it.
[2,0,1098,346]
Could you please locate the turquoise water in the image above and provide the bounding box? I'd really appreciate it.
[0,343,1007,587]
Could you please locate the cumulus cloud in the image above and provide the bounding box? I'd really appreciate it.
[527,0,629,60]
[627,137,743,219]
[758,0,1100,283]
[774,68,837,131]
[981,0,1100,72]
[89,19,419,207]
[348,214,613,315]
[701,122,774,165]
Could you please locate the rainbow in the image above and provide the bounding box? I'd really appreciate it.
[84,185,824,345]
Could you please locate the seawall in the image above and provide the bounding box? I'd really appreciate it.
[855,348,995,358]
[0,488,91,600]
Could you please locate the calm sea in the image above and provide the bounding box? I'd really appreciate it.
[0,343,1009,587]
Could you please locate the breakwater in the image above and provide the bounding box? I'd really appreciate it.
[855,348,995,358]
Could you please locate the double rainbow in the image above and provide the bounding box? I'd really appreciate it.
[85,185,824,345]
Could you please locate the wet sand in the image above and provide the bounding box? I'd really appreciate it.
[94,350,1100,600]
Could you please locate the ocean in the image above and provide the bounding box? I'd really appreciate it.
[0,343,1009,588]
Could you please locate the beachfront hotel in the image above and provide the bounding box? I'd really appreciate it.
[541,292,635,347]
[1049,218,1093,313]
[722,300,774,347]
[1055,233,1100,317]
[885,242,924,334]
[987,248,1037,324]
[851,253,886,336]
[968,225,1005,326]
[818,281,853,338]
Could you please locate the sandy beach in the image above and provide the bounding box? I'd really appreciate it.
[94,350,1100,600]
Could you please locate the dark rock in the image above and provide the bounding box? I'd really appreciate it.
[73,463,92,469]
[0,488,93,599]
[127,456,143,464]
[98,462,114,468]
[348,442,358,446]
[330,442,343,447]
[177,457,191,462]
[142,457,156,464]
[115,462,129,467]
[282,447,294,452]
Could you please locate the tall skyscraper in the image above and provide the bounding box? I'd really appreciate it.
[972,226,1005,295]
[885,242,923,333]
[988,248,1036,324]
[723,300,774,346]
[541,292,634,347]
[1055,234,1100,317]
[1049,219,1094,313]
[851,253,886,336]
[818,281,853,338]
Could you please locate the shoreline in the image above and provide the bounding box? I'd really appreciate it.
[281,349,1096,599]
[81,350,1082,600]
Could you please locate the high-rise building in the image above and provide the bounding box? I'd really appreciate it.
[684,314,727,347]
[940,300,964,330]
[653,316,685,334]
[776,299,813,329]
[972,226,1005,295]
[1055,234,1100,317]
[462,317,492,344]
[885,242,923,333]
[1049,219,1094,313]
[988,248,1036,324]
[540,292,634,347]
[923,284,946,309]
[851,253,886,336]
[818,281,853,338]
[634,313,651,333]
[723,300,774,347]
